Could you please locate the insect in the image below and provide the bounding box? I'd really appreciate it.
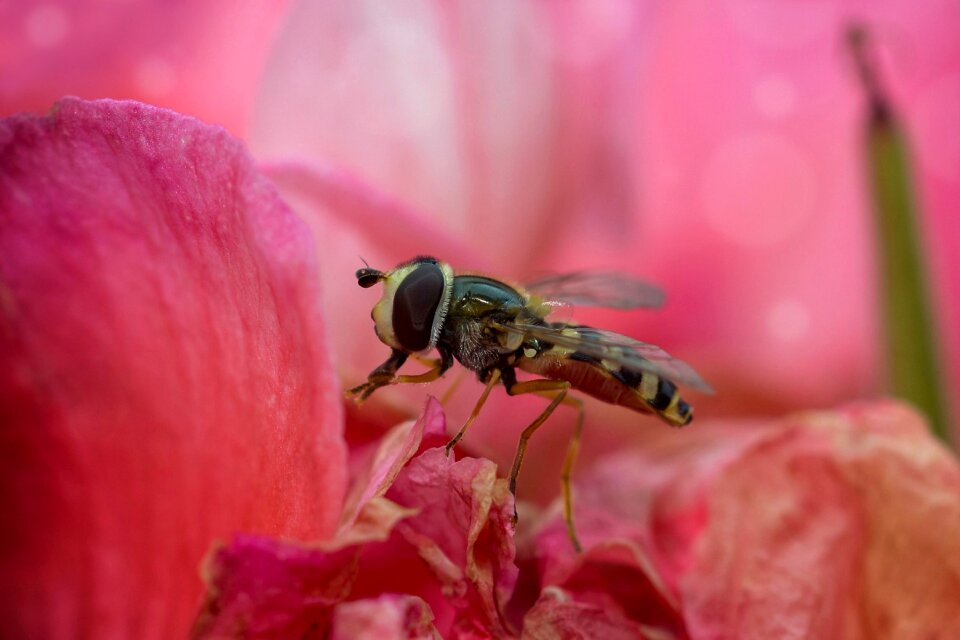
[347,256,712,550]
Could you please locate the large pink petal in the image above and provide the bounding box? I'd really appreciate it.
[252,0,647,271]
[0,98,346,638]
[0,1,290,136]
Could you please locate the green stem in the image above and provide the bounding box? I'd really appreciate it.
[849,25,950,443]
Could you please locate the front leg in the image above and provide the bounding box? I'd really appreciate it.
[346,349,408,403]
[347,347,453,403]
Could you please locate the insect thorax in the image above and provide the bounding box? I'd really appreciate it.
[439,275,531,373]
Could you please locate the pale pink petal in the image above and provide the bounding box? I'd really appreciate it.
[331,594,441,640]
[521,587,670,640]
[0,1,289,136]
[607,1,960,418]
[0,98,346,638]
[547,400,960,639]
[683,402,960,639]
[253,0,647,271]
[387,448,519,638]
[339,397,448,532]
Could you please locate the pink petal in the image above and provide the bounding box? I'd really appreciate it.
[613,1,960,417]
[193,398,449,637]
[387,448,519,638]
[194,402,518,638]
[339,397,447,532]
[522,587,671,640]
[553,400,960,639]
[0,98,346,638]
[0,2,289,136]
[252,0,647,271]
[524,537,685,639]
[193,498,416,639]
[331,594,441,640]
[684,402,960,639]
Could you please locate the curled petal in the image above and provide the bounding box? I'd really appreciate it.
[527,527,685,638]
[0,98,346,638]
[550,400,960,639]
[522,587,669,640]
[388,448,519,637]
[339,397,448,532]
[192,498,416,639]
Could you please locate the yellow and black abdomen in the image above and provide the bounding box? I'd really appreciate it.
[516,336,693,427]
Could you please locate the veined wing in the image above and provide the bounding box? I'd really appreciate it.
[524,271,665,310]
[492,319,714,394]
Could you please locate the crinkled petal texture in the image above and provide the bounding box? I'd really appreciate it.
[0,98,346,639]
[195,399,517,639]
[194,398,960,639]
[531,400,960,639]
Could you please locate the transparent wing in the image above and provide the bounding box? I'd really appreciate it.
[524,271,666,310]
[492,319,714,394]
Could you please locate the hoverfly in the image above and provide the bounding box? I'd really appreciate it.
[347,256,712,550]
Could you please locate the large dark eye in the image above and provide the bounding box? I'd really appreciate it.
[393,262,445,351]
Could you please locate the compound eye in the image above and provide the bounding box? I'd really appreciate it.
[393,262,445,351]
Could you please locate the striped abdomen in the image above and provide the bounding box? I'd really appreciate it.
[516,334,693,427]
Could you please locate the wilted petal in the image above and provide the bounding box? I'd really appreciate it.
[331,594,441,640]
[555,400,960,639]
[192,498,416,639]
[388,448,519,637]
[525,528,685,638]
[0,98,346,638]
[684,402,960,639]
[193,399,450,638]
[522,587,668,640]
[340,397,448,531]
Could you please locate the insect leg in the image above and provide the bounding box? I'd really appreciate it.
[445,368,502,453]
[504,378,584,551]
[346,348,452,403]
[507,379,583,551]
[346,349,408,402]
[559,399,585,552]
[411,353,442,369]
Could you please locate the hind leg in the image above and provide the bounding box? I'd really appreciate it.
[504,379,585,552]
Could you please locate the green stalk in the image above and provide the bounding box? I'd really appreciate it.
[849,26,950,443]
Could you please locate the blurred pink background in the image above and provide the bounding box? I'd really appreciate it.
[3,0,958,436]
